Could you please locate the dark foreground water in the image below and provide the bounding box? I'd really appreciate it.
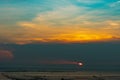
[0,64,120,72]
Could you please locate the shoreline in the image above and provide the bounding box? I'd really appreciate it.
[0,71,120,80]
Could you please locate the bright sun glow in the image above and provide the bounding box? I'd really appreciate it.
[78,62,83,66]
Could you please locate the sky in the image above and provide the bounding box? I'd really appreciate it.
[0,0,120,71]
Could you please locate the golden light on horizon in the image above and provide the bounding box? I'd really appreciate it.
[39,32,115,44]
[12,32,115,45]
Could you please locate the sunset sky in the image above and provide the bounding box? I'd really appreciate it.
[0,0,120,44]
[0,0,120,71]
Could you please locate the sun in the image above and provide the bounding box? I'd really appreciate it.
[78,62,83,66]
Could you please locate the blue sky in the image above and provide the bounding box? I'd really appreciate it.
[0,0,120,24]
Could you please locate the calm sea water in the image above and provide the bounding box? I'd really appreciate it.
[0,65,120,72]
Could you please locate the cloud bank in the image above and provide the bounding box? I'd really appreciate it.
[0,0,120,44]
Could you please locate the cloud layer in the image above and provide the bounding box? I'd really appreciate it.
[0,0,120,44]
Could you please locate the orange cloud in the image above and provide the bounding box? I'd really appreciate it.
[47,33,113,43]
[0,50,14,61]
[17,20,120,44]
